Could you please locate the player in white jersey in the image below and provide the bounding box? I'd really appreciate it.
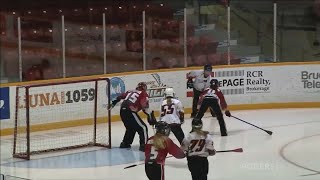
[181,118,216,180]
[187,64,215,118]
[159,88,185,144]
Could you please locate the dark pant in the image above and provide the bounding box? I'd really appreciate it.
[120,107,148,146]
[145,162,164,180]
[196,98,227,135]
[192,88,202,116]
[187,156,209,180]
[192,89,216,117]
[169,124,185,144]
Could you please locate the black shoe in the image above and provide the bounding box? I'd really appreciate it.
[139,145,145,152]
[221,133,228,136]
[120,142,131,148]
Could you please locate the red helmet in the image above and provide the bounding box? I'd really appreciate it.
[136,82,147,91]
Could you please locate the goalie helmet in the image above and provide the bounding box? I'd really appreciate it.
[164,87,175,98]
[192,118,203,130]
[136,82,147,91]
[155,121,171,136]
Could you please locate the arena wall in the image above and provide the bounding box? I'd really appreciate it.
[1,62,320,135]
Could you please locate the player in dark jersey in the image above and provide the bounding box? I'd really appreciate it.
[196,79,231,136]
[110,82,156,152]
[145,121,185,180]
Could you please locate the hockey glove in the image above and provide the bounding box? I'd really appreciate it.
[208,149,216,156]
[187,79,193,89]
[180,118,185,124]
[109,99,119,110]
[179,112,185,124]
[225,110,231,117]
[147,111,157,126]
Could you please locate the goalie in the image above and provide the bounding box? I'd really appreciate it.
[159,88,185,144]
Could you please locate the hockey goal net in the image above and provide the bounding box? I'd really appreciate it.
[13,78,111,160]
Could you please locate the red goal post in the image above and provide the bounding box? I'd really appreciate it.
[13,78,111,160]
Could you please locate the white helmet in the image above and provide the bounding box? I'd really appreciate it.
[164,88,175,98]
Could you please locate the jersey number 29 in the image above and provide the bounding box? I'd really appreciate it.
[189,139,205,153]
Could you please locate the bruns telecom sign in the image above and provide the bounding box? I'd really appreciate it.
[301,71,320,89]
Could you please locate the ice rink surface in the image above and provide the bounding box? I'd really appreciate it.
[1,108,320,180]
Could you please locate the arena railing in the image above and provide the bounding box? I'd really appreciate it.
[0,0,318,83]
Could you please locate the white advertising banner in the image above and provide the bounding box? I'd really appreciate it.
[1,64,320,130]
[108,71,187,112]
[211,65,320,104]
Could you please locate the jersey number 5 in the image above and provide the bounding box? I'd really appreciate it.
[161,104,174,116]
[189,139,205,153]
[150,146,158,160]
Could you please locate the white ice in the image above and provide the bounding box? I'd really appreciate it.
[1,108,320,180]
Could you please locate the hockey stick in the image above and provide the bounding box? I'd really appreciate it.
[216,148,243,153]
[231,115,273,135]
[300,172,320,177]
[108,106,114,111]
[166,148,243,158]
[124,162,145,169]
[124,148,243,169]
[160,148,244,158]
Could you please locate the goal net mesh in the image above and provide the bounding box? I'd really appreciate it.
[13,78,111,159]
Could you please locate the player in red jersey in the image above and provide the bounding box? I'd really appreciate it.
[110,82,156,152]
[196,79,231,136]
[145,121,185,180]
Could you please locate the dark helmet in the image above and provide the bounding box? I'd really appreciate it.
[210,79,219,89]
[204,64,212,72]
[136,82,147,91]
[155,121,171,136]
[192,118,203,130]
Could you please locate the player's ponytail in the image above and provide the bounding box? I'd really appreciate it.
[153,133,167,150]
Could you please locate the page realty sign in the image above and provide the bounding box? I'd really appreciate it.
[214,69,271,95]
